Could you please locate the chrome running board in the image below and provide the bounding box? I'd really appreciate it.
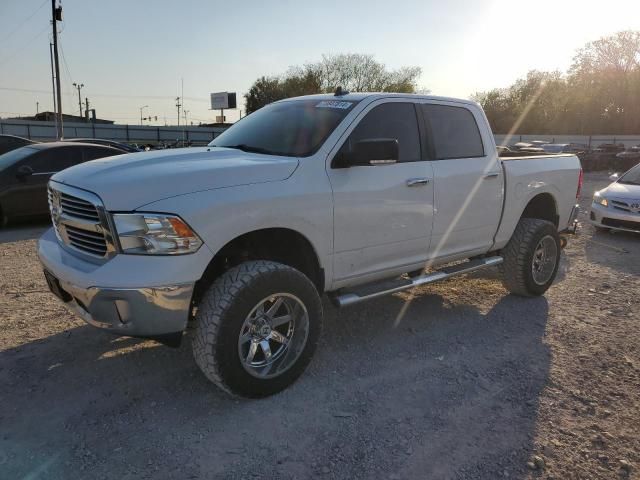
[332,256,503,308]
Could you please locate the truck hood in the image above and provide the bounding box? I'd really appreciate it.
[52,147,299,210]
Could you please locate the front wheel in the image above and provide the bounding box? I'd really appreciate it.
[192,260,322,398]
[501,218,561,296]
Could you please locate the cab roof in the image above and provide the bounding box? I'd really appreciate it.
[279,92,479,107]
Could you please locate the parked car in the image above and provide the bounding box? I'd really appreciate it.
[0,142,124,225]
[512,142,546,153]
[593,143,625,154]
[519,146,546,153]
[542,143,587,154]
[590,164,640,233]
[616,145,640,161]
[39,92,582,397]
[529,140,551,147]
[64,138,141,153]
[0,134,36,156]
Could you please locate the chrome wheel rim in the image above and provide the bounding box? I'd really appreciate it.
[531,235,558,285]
[238,293,309,379]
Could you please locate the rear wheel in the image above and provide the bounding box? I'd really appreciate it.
[501,218,561,296]
[192,260,322,397]
[0,205,7,228]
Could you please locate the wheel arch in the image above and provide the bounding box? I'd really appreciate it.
[520,192,559,227]
[194,227,324,305]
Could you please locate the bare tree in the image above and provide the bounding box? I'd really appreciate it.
[245,53,423,113]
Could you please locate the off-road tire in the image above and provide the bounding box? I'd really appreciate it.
[501,218,561,297]
[0,205,7,228]
[192,260,322,398]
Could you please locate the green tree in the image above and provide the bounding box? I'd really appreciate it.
[475,30,640,135]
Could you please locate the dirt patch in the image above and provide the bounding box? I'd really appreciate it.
[0,173,638,479]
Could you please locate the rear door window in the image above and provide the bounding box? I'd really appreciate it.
[421,104,484,159]
[26,147,83,172]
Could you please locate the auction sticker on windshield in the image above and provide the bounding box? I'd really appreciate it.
[315,101,353,109]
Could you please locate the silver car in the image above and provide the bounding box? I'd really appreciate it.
[590,164,640,233]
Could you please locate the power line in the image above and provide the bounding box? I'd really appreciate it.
[0,24,50,67]
[0,0,48,44]
[58,37,74,85]
[0,86,210,102]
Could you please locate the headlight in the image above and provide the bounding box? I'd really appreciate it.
[112,213,202,255]
[593,193,608,207]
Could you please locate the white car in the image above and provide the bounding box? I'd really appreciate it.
[590,164,640,233]
[38,92,582,397]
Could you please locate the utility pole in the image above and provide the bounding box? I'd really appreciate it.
[51,0,63,139]
[36,101,39,115]
[139,105,148,125]
[175,97,181,126]
[84,97,90,121]
[183,109,189,125]
[73,83,84,119]
[49,42,57,132]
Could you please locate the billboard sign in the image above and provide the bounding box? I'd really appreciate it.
[210,92,237,110]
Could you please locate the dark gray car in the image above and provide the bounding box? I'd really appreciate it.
[0,142,124,225]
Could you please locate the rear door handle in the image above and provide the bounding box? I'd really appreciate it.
[406,178,431,187]
[484,172,500,179]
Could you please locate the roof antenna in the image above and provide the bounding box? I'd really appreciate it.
[334,86,349,96]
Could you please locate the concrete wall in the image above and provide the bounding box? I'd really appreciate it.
[3,118,640,150]
[495,134,640,149]
[0,119,227,145]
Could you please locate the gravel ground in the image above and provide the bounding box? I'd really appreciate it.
[0,172,638,479]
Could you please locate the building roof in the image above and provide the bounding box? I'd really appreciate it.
[8,112,115,124]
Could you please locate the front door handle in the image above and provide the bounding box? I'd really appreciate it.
[406,178,431,187]
[484,172,500,179]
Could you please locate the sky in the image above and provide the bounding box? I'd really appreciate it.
[1,0,640,125]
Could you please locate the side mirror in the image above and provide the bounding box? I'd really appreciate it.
[16,165,34,179]
[609,173,619,182]
[340,138,399,167]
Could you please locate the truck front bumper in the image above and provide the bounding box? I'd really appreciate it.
[37,228,210,338]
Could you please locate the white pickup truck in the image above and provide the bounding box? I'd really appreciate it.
[38,92,582,397]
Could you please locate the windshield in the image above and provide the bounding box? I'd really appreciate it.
[0,146,37,170]
[208,99,358,157]
[618,164,640,185]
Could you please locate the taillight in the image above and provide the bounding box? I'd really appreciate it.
[576,168,584,199]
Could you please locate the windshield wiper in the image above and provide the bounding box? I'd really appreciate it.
[216,144,278,155]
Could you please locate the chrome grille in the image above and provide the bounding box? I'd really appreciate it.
[48,184,116,258]
[611,200,631,212]
[611,199,640,215]
[60,193,100,221]
[64,224,108,256]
